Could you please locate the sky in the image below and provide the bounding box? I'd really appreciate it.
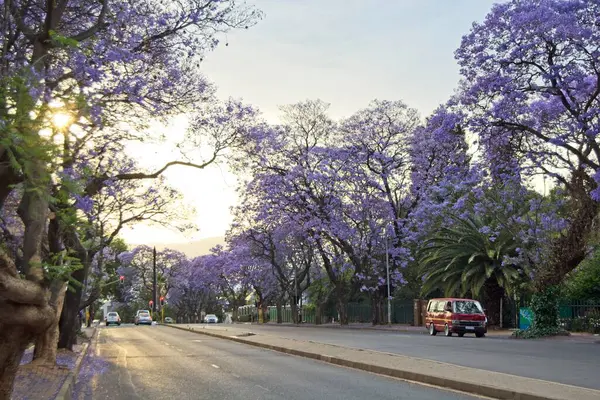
[120,0,501,246]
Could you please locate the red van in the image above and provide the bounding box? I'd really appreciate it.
[425,298,487,337]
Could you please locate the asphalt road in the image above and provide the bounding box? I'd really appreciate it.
[74,324,480,400]
[195,324,600,390]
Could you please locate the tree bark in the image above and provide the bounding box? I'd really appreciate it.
[336,294,348,325]
[482,278,504,327]
[33,281,67,365]
[58,282,84,349]
[536,172,600,289]
[276,298,283,324]
[0,325,33,400]
[0,247,53,400]
[289,298,298,324]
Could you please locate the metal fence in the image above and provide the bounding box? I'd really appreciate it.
[268,299,414,325]
[520,300,600,333]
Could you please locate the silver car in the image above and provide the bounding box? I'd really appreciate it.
[135,310,152,325]
[204,314,218,323]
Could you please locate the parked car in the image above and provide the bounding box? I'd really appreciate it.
[204,314,218,323]
[425,298,487,337]
[105,311,121,326]
[135,310,153,325]
[164,317,174,324]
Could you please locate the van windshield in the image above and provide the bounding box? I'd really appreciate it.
[454,301,483,314]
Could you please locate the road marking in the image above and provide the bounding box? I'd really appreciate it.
[162,341,171,346]
[232,373,240,378]
[192,339,202,342]
[211,364,220,369]
[255,384,270,392]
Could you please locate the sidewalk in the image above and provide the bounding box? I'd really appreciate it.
[11,326,95,400]
[248,321,599,341]
[166,323,600,400]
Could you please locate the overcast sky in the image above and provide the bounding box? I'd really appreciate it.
[120,0,500,246]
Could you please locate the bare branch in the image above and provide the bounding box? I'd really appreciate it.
[68,0,109,42]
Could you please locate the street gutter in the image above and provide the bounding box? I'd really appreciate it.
[53,326,98,400]
[164,324,600,400]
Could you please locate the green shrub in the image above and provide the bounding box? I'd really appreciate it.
[512,287,567,339]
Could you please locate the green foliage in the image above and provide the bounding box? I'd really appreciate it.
[561,313,600,334]
[563,249,600,301]
[513,286,566,338]
[43,249,83,283]
[419,214,529,298]
[48,30,80,48]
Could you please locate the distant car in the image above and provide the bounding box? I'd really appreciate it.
[135,310,152,325]
[204,314,218,323]
[164,317,174,324]
[105,312,121,326]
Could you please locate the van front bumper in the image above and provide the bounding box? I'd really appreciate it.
[450,324,487,334]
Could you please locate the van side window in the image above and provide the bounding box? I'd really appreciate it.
[434,301,442,312]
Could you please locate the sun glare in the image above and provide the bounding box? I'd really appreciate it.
[52,112,72,130]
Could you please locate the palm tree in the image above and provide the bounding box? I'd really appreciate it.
[418,214,531,326]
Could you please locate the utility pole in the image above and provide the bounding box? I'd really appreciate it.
[385,230,391,326]
[153,246,157,317]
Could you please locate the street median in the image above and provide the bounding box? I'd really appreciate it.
[165,323,600,400]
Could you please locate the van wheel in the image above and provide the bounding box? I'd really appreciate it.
[444,324,452,336]
[429,323,437,336]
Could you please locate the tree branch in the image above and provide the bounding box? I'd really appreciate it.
[68,0,109,42]
[0,250,49,306]
[85,157,217,197]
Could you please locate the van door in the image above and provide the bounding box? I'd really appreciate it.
[434,300,444,329]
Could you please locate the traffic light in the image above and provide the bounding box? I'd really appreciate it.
[159,296,165,306]
[119,275,125,285]
[149,300,154,308]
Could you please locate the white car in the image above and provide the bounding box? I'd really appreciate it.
[105,312,121,326]
[135,310,152,325]
[204,314,218,323]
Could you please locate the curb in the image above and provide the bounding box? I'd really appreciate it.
[246,323,517,337]
[164,324,597,400]
[54,327,97,400]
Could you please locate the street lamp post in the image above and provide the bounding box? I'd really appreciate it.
[385,232,391,326]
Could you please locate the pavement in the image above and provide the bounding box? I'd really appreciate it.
[11,326,95,400]
[73,324,481,400]
[188,323,600,390]
[165,323,600,400]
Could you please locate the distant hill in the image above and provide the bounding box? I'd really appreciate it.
[154,236,225,258]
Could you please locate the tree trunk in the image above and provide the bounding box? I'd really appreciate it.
[536,174,600,289]
[315,304,322,325]
[290,299,299,324]
[58,258,89,349]
[336,296,348,325]
[33,281,67,365]
[482,279,504,327]
[58,285,83,349]
[0,325,34,400]
[276,297,283,324]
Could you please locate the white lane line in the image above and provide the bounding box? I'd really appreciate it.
[232,373,240,378]
[211,364,220,369]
